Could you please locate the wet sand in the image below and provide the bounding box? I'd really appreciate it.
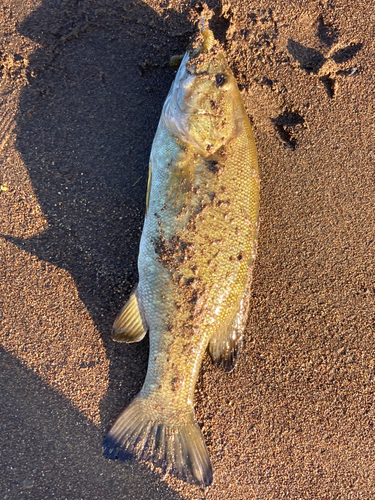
[1,0,374,498]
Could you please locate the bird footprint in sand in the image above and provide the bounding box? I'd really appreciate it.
[287,38,363,98]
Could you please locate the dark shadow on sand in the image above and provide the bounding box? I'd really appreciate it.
[5,0,196,491]
[0,347,181,499]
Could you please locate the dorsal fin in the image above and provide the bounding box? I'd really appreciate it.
[145,163,152,215]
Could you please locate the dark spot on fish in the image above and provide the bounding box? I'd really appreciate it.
[152,235,171,264]
[215,73,226,87]
[152,234,195,270]
[206,144,213,153]
[182,343,194,355]
[210,100,217,109]
[171,377,183,391]
[192,199,209,217]
[237,253,243,261]
[158,220,163,227]
[178,275,185,286]
[217,199,230,208]
[154,212,160,218]
[189,289,199,305]
[176,138,187,152]
[208,192,217,203]
[207,160,219,174]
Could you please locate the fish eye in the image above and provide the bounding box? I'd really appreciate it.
[215,73,226,87]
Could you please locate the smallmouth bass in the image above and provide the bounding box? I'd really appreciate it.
[103,26,260,487]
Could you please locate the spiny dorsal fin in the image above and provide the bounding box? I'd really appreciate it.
[112,287,148,343]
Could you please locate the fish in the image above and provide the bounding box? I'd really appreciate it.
[103,25,260,487]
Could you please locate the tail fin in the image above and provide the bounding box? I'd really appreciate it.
[103,396,213,487]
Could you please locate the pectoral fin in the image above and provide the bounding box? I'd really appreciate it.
[112,287,148,342]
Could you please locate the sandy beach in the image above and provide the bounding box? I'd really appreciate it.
[1,0,375,498]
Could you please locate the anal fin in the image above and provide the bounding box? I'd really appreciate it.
[208,280,252,372]
[112,287,148,343]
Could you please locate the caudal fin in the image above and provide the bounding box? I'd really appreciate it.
[103,396,213,487]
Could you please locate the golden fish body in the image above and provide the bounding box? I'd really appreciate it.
[104,29,259,487]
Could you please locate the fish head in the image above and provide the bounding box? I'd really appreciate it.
[163,30,240,156]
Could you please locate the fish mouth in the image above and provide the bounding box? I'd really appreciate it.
[195,29,215,55]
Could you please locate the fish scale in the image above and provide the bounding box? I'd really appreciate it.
[103,27,260,487]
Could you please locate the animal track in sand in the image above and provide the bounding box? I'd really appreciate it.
[287,38,363,99]
[272,110,305,150]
